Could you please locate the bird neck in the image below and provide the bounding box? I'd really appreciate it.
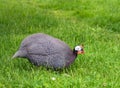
[65,50,77,67]
[73,49,78,57]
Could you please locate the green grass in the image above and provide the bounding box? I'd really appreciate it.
[0,0,120,88]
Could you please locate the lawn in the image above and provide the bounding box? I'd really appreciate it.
[0,0,120,88]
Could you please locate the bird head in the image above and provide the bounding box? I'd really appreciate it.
[74,45,84,54]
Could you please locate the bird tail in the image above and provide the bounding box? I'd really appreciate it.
[12,50,26,59]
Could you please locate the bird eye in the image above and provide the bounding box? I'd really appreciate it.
[81,48,83,51]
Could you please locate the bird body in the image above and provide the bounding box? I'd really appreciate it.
[13,33,84,69]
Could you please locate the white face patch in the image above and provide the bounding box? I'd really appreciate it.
[75,46,82,51]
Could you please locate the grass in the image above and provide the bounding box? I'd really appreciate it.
[0,0,120,88]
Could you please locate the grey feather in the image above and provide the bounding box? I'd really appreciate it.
[13,33,77,69]
[12,50,27,58]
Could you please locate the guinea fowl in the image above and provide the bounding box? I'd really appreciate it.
[12,33,84,69]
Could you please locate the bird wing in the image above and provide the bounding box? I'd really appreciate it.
[27,53,66,69]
